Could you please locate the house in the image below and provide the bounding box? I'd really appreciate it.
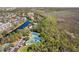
[0,22,12,32]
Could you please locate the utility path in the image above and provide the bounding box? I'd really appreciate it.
[9,37,27,52]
